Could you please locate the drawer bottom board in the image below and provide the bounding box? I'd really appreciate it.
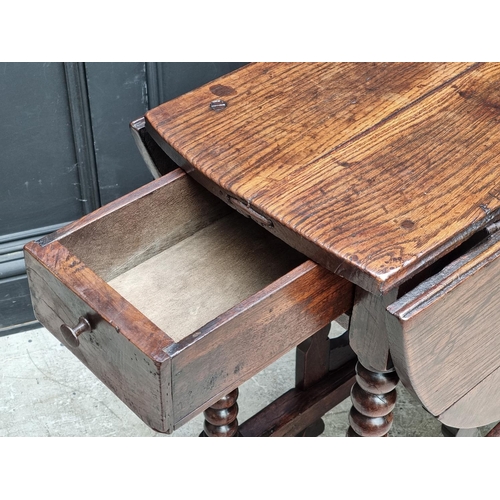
[109,213,304,342]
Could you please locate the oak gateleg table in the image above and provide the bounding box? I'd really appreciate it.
[26,63,500,436]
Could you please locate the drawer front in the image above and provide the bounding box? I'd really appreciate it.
[387,230,500,426]
[25,242,173,432]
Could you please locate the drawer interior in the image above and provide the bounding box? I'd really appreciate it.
[56,172,305,342]
[108,212,305,342]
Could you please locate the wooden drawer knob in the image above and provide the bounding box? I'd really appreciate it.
[60,316,91,348]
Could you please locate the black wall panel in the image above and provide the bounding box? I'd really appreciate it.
[0,62,84,237]
[0,62,248,333]
[156,62,247,103]
[85,63,154,205]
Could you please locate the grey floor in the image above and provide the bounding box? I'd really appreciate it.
[0,324,490,437]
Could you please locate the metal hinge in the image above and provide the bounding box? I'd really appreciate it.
[226,195,274,228]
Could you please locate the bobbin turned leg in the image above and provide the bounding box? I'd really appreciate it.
[347,362,399,437]
[200,389,240,437]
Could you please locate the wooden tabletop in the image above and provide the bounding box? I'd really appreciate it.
[145,63,500,294]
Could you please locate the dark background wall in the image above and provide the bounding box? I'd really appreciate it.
[0,62,247,335]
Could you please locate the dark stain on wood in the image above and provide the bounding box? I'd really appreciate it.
[209,84,237,97]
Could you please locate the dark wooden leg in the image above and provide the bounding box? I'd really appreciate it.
[296,324,331,389]
[294,324,331,437]
[296,419,326,437]
[347,361,399,437]
[200,389,240,437]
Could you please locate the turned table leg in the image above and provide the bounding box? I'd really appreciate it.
[347,362,399,437]
[200,389,240,437]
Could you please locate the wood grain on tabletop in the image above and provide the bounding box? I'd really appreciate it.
[387,230,500,425]
[146,62,500,294]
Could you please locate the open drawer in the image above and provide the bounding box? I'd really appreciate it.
[387,225,500,428]
[24,169,353,433]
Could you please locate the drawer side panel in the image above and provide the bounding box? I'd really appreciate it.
[42,169,230,282]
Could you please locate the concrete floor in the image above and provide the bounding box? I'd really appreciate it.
[0,324,492,437]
